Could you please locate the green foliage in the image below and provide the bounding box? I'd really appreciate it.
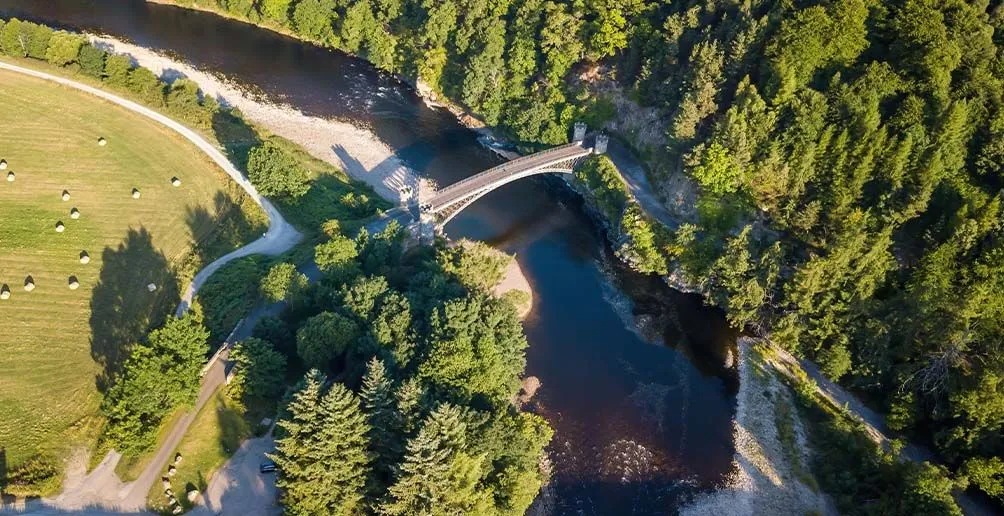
[258,0,292,23]
[260,262,308,303]
[0,18,24,56]
[166,78,215,130]
[101,316,210,455]
[77,43,106,77]
[228,337,288,410]
[291,0,338,45]
[437,241,510,292]
[296,311,360,369]
[689,142,741,195]
[962,456,1004,501]
[127,66,166,106]
[315,234,360,278]
[247,141,311,199]
[44,31,84,66]
[380,404,491,515]
[197,255,266,343]
[103,54,132,87]
[270,370,372,515]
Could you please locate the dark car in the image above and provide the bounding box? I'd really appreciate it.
[259,459,277,473]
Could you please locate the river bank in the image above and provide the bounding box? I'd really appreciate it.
[680,338,833,516]
[89,36,418,205]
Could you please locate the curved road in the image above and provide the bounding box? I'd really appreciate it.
[0,60,301,514]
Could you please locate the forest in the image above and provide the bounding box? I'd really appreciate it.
[185,0,1004,507]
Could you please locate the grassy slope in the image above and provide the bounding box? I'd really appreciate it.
[145,390,250,513]
[0,69,264,470]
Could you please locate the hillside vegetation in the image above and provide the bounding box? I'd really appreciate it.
[175,0,1004,507]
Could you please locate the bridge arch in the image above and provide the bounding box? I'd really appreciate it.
[421,140,599,226]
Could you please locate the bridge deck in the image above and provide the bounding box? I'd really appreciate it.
[427,142,591,211]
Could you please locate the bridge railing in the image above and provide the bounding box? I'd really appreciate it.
[429,142,588,204]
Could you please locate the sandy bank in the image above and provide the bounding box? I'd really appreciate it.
[89,36,417,205]
[494,256,534,319]
[680,338,833,516]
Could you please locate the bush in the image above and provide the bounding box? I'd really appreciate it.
[77,43,106,77]
[44,31,84,66]
[0,18,26,57]
[196,256,266,343]
[166,78,215,130]
[127,66,166,106]
[23,21,52,60]
[103,53,132,87]
[259,262,308,303]
[247,141,310,199]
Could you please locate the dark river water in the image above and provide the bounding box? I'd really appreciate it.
[0,1,738,513]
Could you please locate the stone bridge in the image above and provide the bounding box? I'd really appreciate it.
[419,124,607,229]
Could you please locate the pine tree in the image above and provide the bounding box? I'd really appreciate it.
[361,357,401,485]
[379,403,481,515]
[316,382,373,515]
[395,377,426,436]
[271,371,372,516]
[270,370,327,515]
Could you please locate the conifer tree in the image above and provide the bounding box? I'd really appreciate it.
[361,357,401,483]
[379,403,483,515]
[271,371,372,515]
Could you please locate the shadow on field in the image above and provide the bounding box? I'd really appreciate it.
[211,106,260,171]
[89,227,179,392]
[186,191,264,265]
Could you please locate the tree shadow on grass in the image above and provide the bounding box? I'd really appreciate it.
[90,227,179,392]
[211,106,261,172]
[186,191,266,267]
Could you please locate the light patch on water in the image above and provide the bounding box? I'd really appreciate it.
[628,382,672,433]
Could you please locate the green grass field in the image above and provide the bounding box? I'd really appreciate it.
[0,68,265,472]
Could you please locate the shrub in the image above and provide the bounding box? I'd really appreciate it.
[127,66,166,106]
[77,43,106,77]
[259,262,308,303]
[166,78,215,129]
[0,18,26,57]
[247,141,310,199]
[44,31,85,66]
[23,21,52,60]
[103,53,132,87]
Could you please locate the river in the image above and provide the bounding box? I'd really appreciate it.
[0,1,739,513]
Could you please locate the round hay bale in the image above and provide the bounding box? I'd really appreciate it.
[97,137,107,146]
[131,188,141,199]
[1,284,10,300]
[162,477,171,489]
[70,207,81,220]
[172,505,183,515]
[171,177,182,187]
[186,490,198,503]
[68,276,79,290]
[167,465,176,476]
[24,276,35,292]
[55,221,65,233]
[174,453,183,464]
[80,251,90,264]
[147,283,158,292]
[62,190,71,201]
[6,171,13,182]
[0,159,7,170]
